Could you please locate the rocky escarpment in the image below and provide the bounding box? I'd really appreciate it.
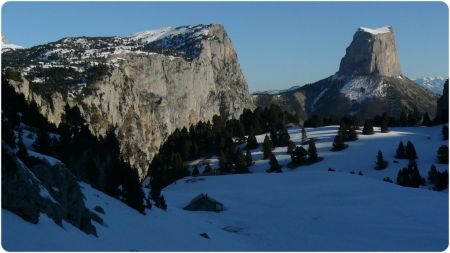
[2,143,102,235]
[337,26,401,77]
[2,24,254,178]
[253,26,438,121]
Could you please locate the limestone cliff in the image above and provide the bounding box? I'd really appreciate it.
[2,24,254,178]
[337,26,402,77]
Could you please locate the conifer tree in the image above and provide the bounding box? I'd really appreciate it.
[395,141,406,159]
[191,143,199,159]
[301,126,308,144]
[219,150,230,173]
[290,146,307,164]
[380,120,389,133]
[437,145,449,164]
[245,148,253,166]
[267,154,281,173]
[397,160,423,188]
[122,164,145,213]
[422,113,433,127]
[405,141,418,160]
[362,120,374,135]
[262,135,273,159]
[278,127,290,147]
[269,128,277,147]
[408,160,423,187]
[17,137,28,163]
[307,139,318,162]
[287,140,295,154]
[442,125,448,140]
[33,128,52,155]
[203,163,212,175]
[158,195,167,210]
[347,126,358,141]
[2,116,17,149]
[351,115,361,130]
[246,130,259,149]
[338,121,348,139]
[332,134,347,151]
[428,164,438,184]
[375,150,388,170]
[433,170,449,191]
[192,165,200,177]
[234,148,248,173]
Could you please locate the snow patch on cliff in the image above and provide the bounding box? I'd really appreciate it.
[340,76,388,102]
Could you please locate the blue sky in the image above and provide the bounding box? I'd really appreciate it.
[2,2,448,92]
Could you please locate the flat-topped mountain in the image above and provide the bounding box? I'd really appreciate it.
[2,24,254,178]
[254,26,438,121]
[337,26,402,77]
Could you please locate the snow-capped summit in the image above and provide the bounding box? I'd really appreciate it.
[358,26,392,35]
[413,76,447,94]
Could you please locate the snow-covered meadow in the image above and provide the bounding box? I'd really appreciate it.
[2,125,448,251]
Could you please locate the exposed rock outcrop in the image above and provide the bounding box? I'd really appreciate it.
[2,144,101,235]
[2,24,254,178]
[337,26,401,77]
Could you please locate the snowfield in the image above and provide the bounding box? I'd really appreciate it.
[2,125,448,251]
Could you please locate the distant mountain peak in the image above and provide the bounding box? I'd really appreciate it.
[413,76,448,94]
[337,25,401,77]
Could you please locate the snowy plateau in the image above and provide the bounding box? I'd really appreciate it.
[2,125,448,251]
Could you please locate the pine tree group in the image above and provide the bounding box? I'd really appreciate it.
[290,146,308,165]
[396,160,425,188]
[428,164,449,191]
[395,141,417,160]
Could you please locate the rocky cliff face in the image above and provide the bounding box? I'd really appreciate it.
[337,27,401,77]
[253,26,438,121]
[2,24,254,178]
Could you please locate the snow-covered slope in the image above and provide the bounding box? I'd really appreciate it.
[2,125,448,251]
[252,85,301,95]
[413,76,447,94]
